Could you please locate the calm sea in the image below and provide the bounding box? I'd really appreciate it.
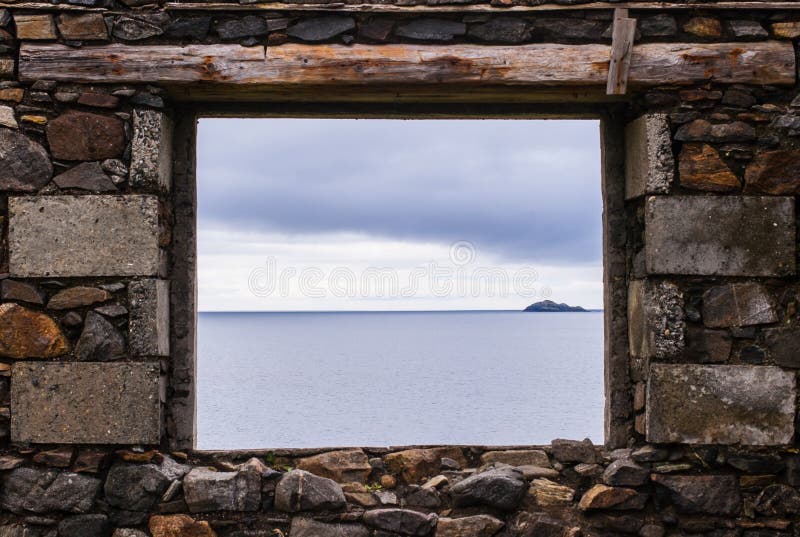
[197,311,605,450]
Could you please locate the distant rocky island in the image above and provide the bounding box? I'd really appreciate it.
[524,300,587,312]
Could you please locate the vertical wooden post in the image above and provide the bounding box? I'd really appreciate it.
[607,9,637,95]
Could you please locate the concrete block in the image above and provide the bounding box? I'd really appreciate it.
[647,364,795,445]
[11,362,161,444]
[130,109,173,190]
[628,279,684,360]
[9,195,162,277]
[625,114,674,199]
[129,279,169,356]
[645,195,795,276]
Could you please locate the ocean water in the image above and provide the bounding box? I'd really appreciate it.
[197,311,605,450]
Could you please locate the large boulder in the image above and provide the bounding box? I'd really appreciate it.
[450,467,527,511]
[104,463,170,512]
[363,508,438,536]
[0,467,100,514]
[274,470,345,512]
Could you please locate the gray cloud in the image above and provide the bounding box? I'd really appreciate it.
[198,118,602,264]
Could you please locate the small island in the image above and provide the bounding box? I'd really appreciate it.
[524,300,587,312]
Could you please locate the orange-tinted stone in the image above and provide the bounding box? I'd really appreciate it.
[679,144,740,192]
[150,515,217,537]
[745,150,800,195]
[0,303,68,358]
[683,17,722,37]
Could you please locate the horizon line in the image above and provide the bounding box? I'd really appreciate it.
[198,309,605,314]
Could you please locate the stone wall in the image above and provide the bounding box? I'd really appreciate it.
[1,0,800,536]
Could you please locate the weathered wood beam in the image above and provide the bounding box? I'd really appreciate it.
[606,8,637,95]
[19,41,796,88]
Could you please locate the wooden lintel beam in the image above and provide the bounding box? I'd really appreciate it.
[18,41,796,88]
[606,8,637,95]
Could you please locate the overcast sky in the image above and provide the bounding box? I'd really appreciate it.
[198,118,602,311]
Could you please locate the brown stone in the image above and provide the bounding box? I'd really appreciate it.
[772,21,800,39]
[46,111,125,161]
[14,15,57,40]
[679,144,740,192]
[0,128,53,192]
[56,14,108,41]
[384,448,466,483]
[149,515,217,537]
[0,303,68,358]
[578,484,646,511]
[0,454,24,470]
[683,17,722,37]
[435,515,504,537]
[0,88,24,103]
[745,150,800,195]
[480,449,549,468]
[685,326,731,363]
[1,280,44,305]
[77,93,120,109]
[72,450,107,474]
[53,162,117,192]
[297,449,372,483]
[674,120,755,143]
[528,478,575,506]
[32,447,74,467]
[703,283,778,328]
[47,286,111,310]
[0,58,14,78]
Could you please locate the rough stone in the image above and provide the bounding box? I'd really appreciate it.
[359,18,394,41]
[13,15,57,40]
[651,474,741,515]
[165,17,212,40]
[0,105,16,128]
[11,362,160,444]
[450,466,527,511]
[647,364,795,445]
[396,18,466,41]
[685,326,731,363]
[274,470,345,512]
[1,280,43,305]
[95,304,128,318]
[46,111,125,161]
[128,279,169,356]
[628,279,684,360]
[529,18,606,40]
[114,530,148,537]
[702,283,779,328]
[216,16,268,39]
[0,467,101,513]
[0,88,24,103]
[679,144,740,192]
[603,459,649,487]
[363,509,438,536]
[639,14,677,37]
[183,467,261,512]
[763,327,800,368]
[728,20,768,38]
[683,17,722,37]
[625,114,673,199]
[753,484,800,516]
[112,16,165,41]
[57,14,108,40]
[32,447,73,467]
[297,449,372,483]
[78,93,120,109]
[435,515,503,537]
[645,195,795,277]
[384,448,464,483]
[528,478,575,506]
[0,303,67,358]
[674,120,756,143]
[745,150,800,194]
[130,109,173,190]
[149,515,216,537]
[53,162,117,192]
[290,518,370,537]
[105,463,170,511]
[58,514,109,537]
[74,311,125,361]
[578,484,647,511]
[551,438,597,463]
[10,195,161,277]
[287,16,355,41]
[468,17,529,43]
[48,286,111,309]
[772,21,800,39]
[0,128,52,192]
[480,449,549,468]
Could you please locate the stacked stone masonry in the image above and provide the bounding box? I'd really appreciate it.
[1,0,800,535]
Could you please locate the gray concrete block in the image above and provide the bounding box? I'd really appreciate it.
[628,279,685,360]
[129,279,169,356]
[647,364,795,445]
[11,362,161,444]
[130,109,173,190]
[9,195,162,277]
[625,114,674,199]
[645,195,795,276]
